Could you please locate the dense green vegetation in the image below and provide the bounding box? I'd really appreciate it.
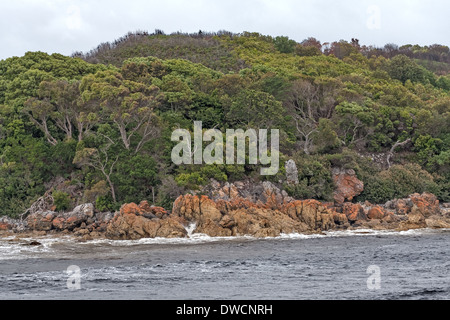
[1,31,449,217]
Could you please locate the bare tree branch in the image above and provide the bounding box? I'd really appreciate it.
[387,138,412,168]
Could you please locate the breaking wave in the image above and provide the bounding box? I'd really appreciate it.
[1,227,448,260]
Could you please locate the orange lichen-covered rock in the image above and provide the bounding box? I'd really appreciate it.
[137,201,168,219]
[332,168,364,204]
[342,203,367,222]
[367,206,386,220]
[281,199,333,230]
[172,195,222,223]
[26,211,56,231]
[409,193,441,217]
[0,217,14,231]
[332,213,349,225]
[120,202,142,216]
[391,193,441,217]
[105,203,187,240]
[394,199,410,215]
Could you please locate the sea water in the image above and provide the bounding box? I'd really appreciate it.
[0,228,449,300]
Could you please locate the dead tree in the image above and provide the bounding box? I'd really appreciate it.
[386,138,412,168]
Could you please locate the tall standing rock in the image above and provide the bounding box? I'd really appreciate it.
[285,160,299,185]
[332,168,364,204]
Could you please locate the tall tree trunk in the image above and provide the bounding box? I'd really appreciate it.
[106,176,117,204]
[152,186,155,204]
[304,135,311,155]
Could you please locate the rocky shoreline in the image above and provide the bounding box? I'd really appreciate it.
[1,180,449,242]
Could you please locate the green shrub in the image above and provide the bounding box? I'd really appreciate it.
[358,163,440,203]
[273,36,296,54]
[53,191,71,212]
[95,195,117,212]
[358,175,396,204]
[175,172,206,190]
[285,154,334,201]
[285,180,316,200]
[435,177,450,202]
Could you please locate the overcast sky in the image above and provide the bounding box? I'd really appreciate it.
[0,0,449,60]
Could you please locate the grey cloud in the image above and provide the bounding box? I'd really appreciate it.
[0,0,448,60]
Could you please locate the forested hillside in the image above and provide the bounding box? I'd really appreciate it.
[1,31,449,217]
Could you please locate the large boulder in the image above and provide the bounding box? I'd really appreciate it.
[332,168,364,204]
[0,217,16,231]
[106,203,187,240]
[425,216,450,229]
[341,203,367,223]
[52,204,94,231]
[367,206,386,220]
[26,211,56,231]
[172,195,222,223]
[409,193,441,218]
[388,193,441,217]
[398,211,427,230]
[283,200,329,230]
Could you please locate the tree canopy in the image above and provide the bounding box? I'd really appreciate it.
[0,31,449,217]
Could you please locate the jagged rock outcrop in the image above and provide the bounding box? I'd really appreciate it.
[282,200,335,231]
[201,180,293,207]
[332,168,364,204]
[2,190,448,240]
[0,217,15,231]
[26,211,56,231]
[409,193,441,217]
[52,204,94,231]
[395,193,450,230]
[385,193,441,217]
[93,212,115,232]
[381,192,450,230]
[172,194,342,238]
[105,202,187,240]
[425,216,450,229]
[341,203,367,222]
[367,206,386,220]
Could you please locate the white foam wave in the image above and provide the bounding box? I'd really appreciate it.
[1,228,448,260]
[0,236,65,260]
[323,227,450,238]
[80,233,256,247]
[275,233,327,240]
[79,228,444,248]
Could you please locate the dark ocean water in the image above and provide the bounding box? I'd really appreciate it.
[0,228,449,300]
